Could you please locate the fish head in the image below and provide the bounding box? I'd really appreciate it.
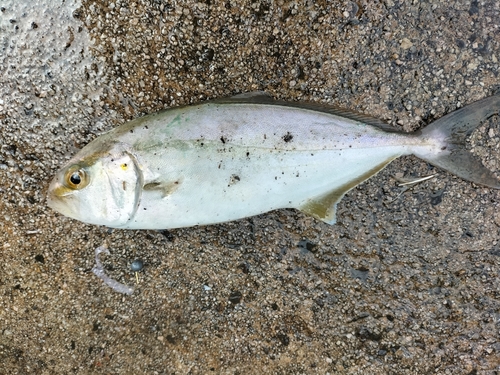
[47,141,142,227]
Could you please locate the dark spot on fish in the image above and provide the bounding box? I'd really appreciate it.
[264,134,267,139]
[441,146,447,150]
[282,132,293,142]
[200,142,204,146]
[220,136,227,144]
[246,152,250,158]
[144,207,147,210]
[296,173,300,177]
[228,174,240,186]
[130,129,134,133]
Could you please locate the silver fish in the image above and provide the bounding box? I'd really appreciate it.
[47,92,500,229]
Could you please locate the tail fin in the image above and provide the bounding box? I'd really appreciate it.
[417,95,500,188]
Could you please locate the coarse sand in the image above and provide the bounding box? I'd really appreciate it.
[0,0,499,373]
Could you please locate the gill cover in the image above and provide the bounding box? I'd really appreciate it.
[97,151,143,226]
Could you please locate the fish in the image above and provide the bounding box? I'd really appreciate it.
[47,92,500,229]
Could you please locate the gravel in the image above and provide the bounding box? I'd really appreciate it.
[1,0,499,373]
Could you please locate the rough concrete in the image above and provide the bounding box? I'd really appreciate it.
[0,0,499,373]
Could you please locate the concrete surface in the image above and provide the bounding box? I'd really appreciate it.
[0,0,499,373]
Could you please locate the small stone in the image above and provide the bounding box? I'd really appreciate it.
[467,60,479,71]
[131,259,144,272]
[229,291,242,304]
[400,38,413,49]
[494,210,500,227]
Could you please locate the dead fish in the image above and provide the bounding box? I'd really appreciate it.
[47,92,500,229]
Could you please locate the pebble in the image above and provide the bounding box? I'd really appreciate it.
[131,259,144,272]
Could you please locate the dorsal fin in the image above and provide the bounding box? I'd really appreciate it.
[283,102,402,133]
[214,91,274,104]
[214,91,402,133]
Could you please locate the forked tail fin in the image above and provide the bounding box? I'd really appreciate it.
[417,95,500,188]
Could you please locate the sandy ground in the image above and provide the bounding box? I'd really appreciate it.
[1,0,499,374]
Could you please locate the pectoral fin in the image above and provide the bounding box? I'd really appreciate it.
[143,180,182,198]
[298,158,397,224]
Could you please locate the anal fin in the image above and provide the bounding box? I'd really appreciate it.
[299,157,397,224]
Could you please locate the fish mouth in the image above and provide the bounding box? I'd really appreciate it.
[46,180,76,217]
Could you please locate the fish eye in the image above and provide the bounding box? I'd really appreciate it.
[64,165,89,190]
[70,172,81,185]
